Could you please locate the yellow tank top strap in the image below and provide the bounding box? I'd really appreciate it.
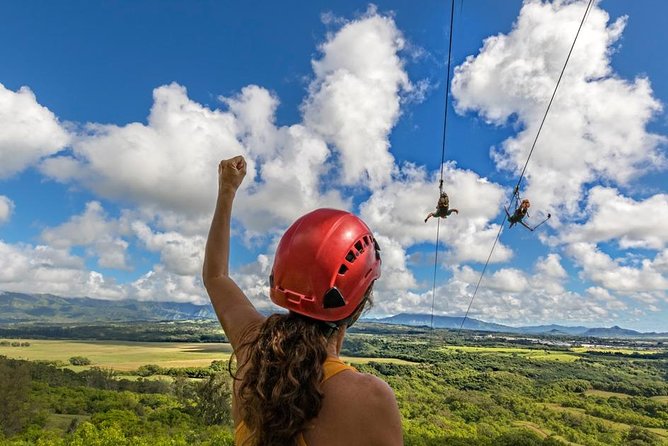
[322,356,357,383]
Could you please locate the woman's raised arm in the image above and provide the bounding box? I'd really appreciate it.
[202,156,263,349]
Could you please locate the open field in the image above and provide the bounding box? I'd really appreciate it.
[570,347,660,355]
[439,345,581,362]
[0,339,415,372]
[0,339,233,371]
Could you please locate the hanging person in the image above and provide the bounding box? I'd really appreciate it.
[508,198,530,228]
[505,197,551,231]
[203,156,403,446]
[425,191,459,223]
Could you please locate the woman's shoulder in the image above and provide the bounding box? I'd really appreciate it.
[338,371,397,409]
[317,371,403,445]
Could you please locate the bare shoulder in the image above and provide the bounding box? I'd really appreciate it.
[347,372,398,407]
[319,371,403,446]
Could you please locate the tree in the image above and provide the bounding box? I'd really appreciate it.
[68,356,92,366]
[196,373,232,425]
[0,362,32,436]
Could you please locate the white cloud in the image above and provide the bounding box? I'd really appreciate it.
[41,201,130,270]
[452,0,665,219]
[586,287,627,311]
[559,187,668,250]
[235,123,349,235]
[566,242,668,294]
[0,196,14,224]
[368,253,631,326]
[373,234,417,292]
[40,83,244,216]
[129,266,205,303]
[0,83,70,179]
[0,241,124,300]
[131,221,205,277]
[303,7,411,188]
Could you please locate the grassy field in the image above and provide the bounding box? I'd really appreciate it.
[0,339,234,371]
[0,339,415,372]
[440,345,581,362]
[570,347,660,355]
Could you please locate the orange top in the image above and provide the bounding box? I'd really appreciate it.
[234,356,357,446]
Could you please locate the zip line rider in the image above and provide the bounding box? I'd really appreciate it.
[203,156,403,446]
[425,191,459,223]
[505,192,551,232]
[508,198,530,228]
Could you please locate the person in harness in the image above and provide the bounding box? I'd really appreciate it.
[508,198,530,228]
[203,156,403,446]
[424,191,459,223]
[505,197,551,231]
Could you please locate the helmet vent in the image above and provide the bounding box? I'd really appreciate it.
[338,264,348,275]
[323,287,346,309]
[354,240,364,253]
[345,251,356,263]
[373,238,381,260]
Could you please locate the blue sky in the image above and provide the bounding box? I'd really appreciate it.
[0,1,666,331]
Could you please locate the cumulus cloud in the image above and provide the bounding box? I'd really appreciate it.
[235,123,349,234]
[452,0,665,218]
[40,83,244,216]
[558,187,668,250]
[303,7,411,188]
[0,83,70,178]
[409,254,624,325]
[131,221,205,277]
[0,241,124,299]
[129,267,205,303]
[566,242,668,295]
[41,201,130,270]
[0,196,14,224]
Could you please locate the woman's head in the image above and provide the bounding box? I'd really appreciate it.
[269,208,381,326]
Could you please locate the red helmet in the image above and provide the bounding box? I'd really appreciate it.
[270,208,381,323]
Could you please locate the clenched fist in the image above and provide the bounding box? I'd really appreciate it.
[218,156,247,193]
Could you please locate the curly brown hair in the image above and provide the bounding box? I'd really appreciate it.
[233,291,372,446]
[236,313,329,445]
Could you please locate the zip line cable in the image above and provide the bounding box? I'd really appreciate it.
[457,0,594,333]
[429,218,443,329]
[438,0,457,190]
[430,0,457,330]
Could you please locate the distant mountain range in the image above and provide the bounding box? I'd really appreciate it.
[0,291,215,323]
[1,292,665,338]
[370,313,667,338]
